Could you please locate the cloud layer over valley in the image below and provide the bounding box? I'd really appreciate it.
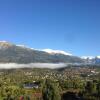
[0,63,67,69]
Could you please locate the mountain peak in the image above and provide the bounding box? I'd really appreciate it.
[0,41,9,43]
[96,56,100,59]
[0,41,13,48]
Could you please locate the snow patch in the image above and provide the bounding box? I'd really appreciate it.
[42,49,72,56]
[0,41,8,43]
[96,56,100,59]
[81,56,94,59]
[17,45,25,47]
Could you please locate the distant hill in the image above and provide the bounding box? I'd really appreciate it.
[0,41,84,64]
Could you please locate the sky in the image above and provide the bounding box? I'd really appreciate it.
[0,0,100,56]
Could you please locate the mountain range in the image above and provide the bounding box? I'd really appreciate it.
[0,41,83,64]
[0,41,100,64]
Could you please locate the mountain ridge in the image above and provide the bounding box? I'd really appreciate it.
[0,41,100,64]
[0,41,83,64]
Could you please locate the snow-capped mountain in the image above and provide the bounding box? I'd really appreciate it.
[0,41,100,65]
[81,56,100,64]
[81,56,94,64]
[0,41,83,64]
[94,56,100,64]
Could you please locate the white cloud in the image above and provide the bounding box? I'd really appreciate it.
[0,63,67,69]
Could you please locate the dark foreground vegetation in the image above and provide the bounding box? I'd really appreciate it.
[0,65,100,100]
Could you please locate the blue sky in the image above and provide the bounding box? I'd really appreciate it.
[0,0,100,56]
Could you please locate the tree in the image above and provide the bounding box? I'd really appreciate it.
[85,81,96,94]
[42,79,61,100]
[97,81,100,98]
